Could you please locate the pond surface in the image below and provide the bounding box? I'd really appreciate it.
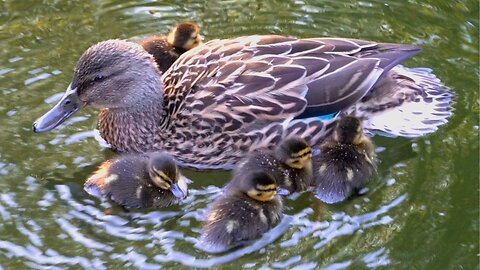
[0,0,478,269]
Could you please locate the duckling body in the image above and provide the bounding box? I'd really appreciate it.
[314,116,376,204]
[198,171,283,253]
[139,22,201,73]
[33,36,453,170]
[85,153,188,209]
[236,137,313,193]
[139,36,182,73]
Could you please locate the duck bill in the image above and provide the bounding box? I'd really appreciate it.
[170,183,186,199]
[276,187,291,196]
[33,84,84,133]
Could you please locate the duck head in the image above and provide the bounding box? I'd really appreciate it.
[33,40,162,133]
[148,153,187,199]
[237,170,279,202]
[334,116,367,145]
[167,22,202,51]
[275,137,312,170]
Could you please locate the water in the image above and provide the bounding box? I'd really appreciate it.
[0,0,478,269]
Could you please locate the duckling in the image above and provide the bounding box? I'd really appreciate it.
[314,116,376,204]
[197,170,283,253]
[236,137,313,194]
[84,152,188,209]
[139,21,202,73]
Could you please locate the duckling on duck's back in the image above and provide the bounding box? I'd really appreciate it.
[198,170,283,253]
[139,22,202,73]
[85,152,188,209]
[33,35,453,170]
[314,116,376,204]
[237,137,313,194]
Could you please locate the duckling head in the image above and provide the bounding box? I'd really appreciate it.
[167,22,202,51]
[33,40,162,133]
[334,116,367,145]
[148,153,186,199]
[275,137,312,169]
[241,171,278,202]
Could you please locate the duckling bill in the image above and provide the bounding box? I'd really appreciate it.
[197,170,283,253]
[85,152,188,209]
[314,116,376,204]
[238,137,313,194]
[139,21,202,73]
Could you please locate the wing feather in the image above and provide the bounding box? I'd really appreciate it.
[162,35,421,136]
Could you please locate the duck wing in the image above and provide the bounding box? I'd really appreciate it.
[162,35,420,131]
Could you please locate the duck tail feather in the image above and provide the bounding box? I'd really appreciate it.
[347,66,454,138]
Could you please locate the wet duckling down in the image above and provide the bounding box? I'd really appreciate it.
[314,116,376,204]
[139,21,202,73]
[238,137,314,194]
[197,170,283,253]
[85,152,188,209]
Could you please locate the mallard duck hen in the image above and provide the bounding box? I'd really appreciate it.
[33,36,453,169]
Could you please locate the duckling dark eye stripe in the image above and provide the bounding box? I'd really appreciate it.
[256,188,276,192]
[291,148,312,158]
[163,179,173,185]
[154,170,173,183]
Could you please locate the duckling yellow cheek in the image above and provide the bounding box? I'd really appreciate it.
[262,191,276,201]
[256,184,277,191]
[286,159,303,169]
[152,176,170,189]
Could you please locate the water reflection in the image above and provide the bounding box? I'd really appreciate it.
[0,179,408,268]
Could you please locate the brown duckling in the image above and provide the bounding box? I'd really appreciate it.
[314,116,376,204]
[139,21,202,73]
[237,137,313,194]
[84,152,188,209]
[197,170,283,253]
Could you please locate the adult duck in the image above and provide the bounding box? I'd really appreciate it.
[33,36,453,169]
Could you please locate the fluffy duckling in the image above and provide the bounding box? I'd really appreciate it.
[139,21,202,73]
[237,137,313,194]
[84,152,188,209]
[197,170,283,253]
[314,116,376,204]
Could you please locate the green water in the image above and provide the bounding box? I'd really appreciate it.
[0,0,478,269]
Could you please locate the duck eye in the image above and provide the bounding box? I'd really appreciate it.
[93,75,104,82]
